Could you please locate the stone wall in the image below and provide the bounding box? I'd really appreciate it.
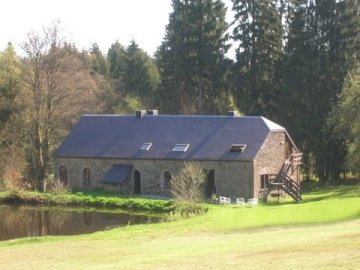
[54,158,254,199]
[253,132,286,198]
[253,131,301,199]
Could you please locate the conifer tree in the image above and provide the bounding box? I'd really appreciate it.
[124,40,160,107]
[0,43,20,125]
[282,0,360,182]
[157,0,230,114]
[90,43,109,76]
[231,0,283,118]
[107,41,127,79]
[0,43,22,181]
[329,63,360,173]
[106,40,160,110]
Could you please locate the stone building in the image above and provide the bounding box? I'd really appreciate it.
[54,111,302,201]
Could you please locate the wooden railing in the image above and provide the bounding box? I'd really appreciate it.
[290,153,303,166]
[267,153,303,202]
[268,173,302,202]
[277,172,302,202]
[282,152,303,175]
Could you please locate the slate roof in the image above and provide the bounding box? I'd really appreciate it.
[54,114,288,161]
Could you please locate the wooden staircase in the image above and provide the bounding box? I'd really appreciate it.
[269,153,303,202]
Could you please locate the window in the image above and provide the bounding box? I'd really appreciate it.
[163,171,172,189]
[260,174,270,189]
[83,168,91,186]
[140,142,152,151]
[172,144,189,152]
[59,166,68,186]
[230,144,246,153]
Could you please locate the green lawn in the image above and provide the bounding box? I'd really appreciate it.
[0,184,359,269]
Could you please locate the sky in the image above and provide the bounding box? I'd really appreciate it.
[0,0,234,57]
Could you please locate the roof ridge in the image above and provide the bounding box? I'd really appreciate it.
[260,116,285,131]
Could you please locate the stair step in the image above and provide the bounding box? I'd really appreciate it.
[269,164,302,202]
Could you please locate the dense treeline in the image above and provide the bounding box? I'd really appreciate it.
[0,0,359,190]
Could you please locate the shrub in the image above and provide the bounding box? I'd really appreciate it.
[165,202,207,221]
[0,177,25,191]
[0,179,4,191]
[169,162,206,203]
[49,180,71,195]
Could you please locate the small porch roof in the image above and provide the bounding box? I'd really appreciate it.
[101,164,133,185]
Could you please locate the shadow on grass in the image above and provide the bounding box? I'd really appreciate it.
[302,184,360,202]
[73,189,128,198]
[261,200,299,207]
[261,183,360,206]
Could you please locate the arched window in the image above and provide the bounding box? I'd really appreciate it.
[134,170,141,195]
[163,171,172,189]
[83,168,91,186]
[59,166,68,186]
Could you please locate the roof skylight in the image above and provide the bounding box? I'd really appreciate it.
[230,144,246,153]
[172,144,189,152]
[140,142,152,151]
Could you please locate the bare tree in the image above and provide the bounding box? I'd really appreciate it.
[169,162,206,203]
[19,23,98,190]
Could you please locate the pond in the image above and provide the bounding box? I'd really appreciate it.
[0,204,161,241]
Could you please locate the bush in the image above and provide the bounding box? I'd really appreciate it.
[45,174,71,195]
[0,179,4,191]
[175,202,206,216]
[169,162,206,203]
[165,202,207,221]
[49,180,71,195]
[0,177,25,191]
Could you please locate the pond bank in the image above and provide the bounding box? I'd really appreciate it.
[0,190,174,213]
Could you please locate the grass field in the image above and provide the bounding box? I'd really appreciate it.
[0,184,359,270]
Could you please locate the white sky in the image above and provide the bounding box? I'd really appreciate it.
[0,0,234,57]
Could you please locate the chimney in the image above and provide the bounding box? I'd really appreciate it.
[227,111,240,117]
[136,110,146,118]
[147,110,158,116]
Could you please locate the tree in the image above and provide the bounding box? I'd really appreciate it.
[280,0,321,179]
[112,95,145,115]
[0,43,23,183]
[0,43,20,125]
[231,0,283,118]
[123,40,160,107]
[329,64,360,173]
[156,0,231,114]
[273,0,360,182]
[90,43,109,76]
[107,40,127,80]
[104,40,160,112]
[19,23,98,190]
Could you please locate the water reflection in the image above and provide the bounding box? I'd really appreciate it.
[0,204,159,241]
